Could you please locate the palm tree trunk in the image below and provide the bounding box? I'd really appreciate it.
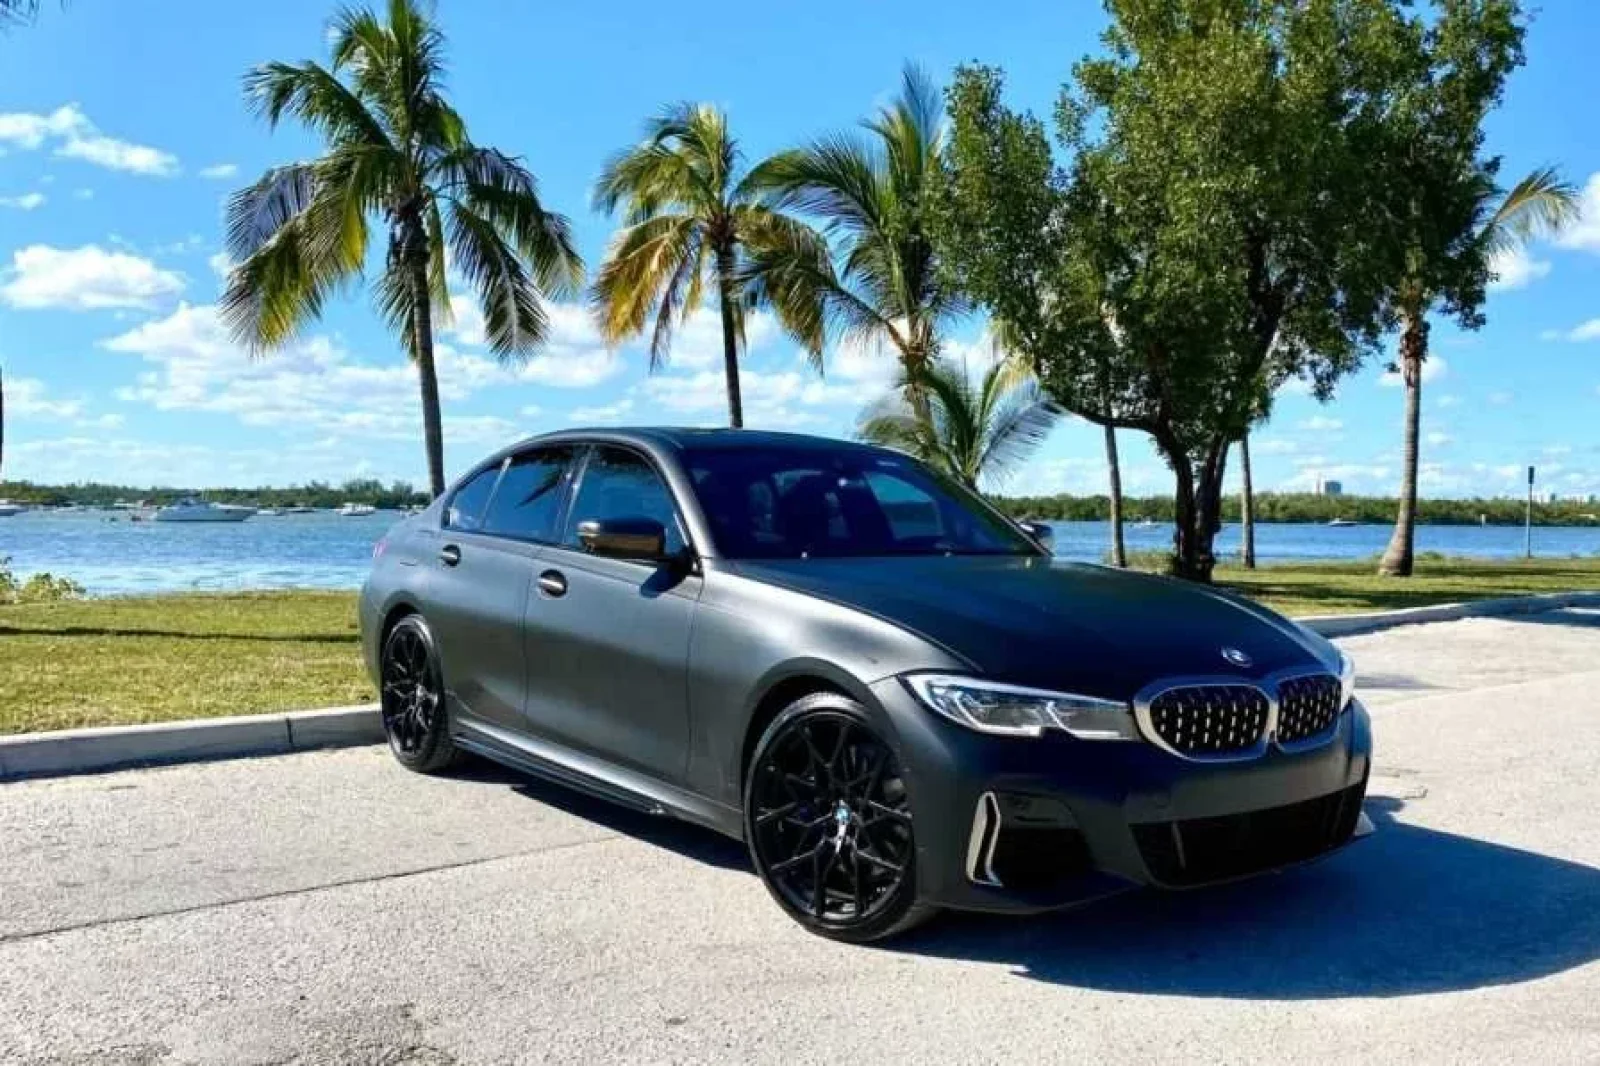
[1379,310,1427,577]
[715,249,744,429]
[1104,424,1126,567]
[1239,432,1256,569]
[400,213,446,498]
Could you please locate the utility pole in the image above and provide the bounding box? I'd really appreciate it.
[1525,465,1535,560]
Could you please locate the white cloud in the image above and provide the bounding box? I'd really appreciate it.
[445,299,623,389]
[6,377,83,419]
[1254,437,1299,456]
[667,308,778,369]
[1542,444,1573,457]
[570,397,635,423]
[1379,356,1447,387]
[640,366,854,428]
[1,244,185,310]
[72,188,93,200]
[1425,431,1454,447]
[1555,172,1600,253]
[0,104,178,176]
[829,335,900,386]
[1544,318,1600,343]
[1436,394,1462,408]
[0,191,45,210]
[1487,247,1550,291]
[1297,415,1343,432]
[208,251,232,277]
[198,163,238,180]
[1487,390,1514,406]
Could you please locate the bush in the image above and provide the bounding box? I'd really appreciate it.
[0,557,86,604]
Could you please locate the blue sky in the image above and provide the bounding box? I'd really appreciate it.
[1,0,1597,498]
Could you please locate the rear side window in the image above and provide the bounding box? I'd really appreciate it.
[482,446,574,542]
[444,464,502,531]
[562,446,686,554]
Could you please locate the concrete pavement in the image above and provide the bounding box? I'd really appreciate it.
[2,610,1599,1064]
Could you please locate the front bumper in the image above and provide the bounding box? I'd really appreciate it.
[870,679,1373,914]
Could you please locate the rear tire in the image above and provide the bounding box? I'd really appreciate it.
[379,615,458,774]
[744,693,935,943]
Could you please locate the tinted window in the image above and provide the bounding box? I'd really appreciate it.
[444,463,503,531]
[686,446,1036,559]
[563,447,686,554]
[482,446,574,542]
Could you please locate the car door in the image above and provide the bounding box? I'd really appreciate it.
[521,444,699,784]
[424,446,576,735]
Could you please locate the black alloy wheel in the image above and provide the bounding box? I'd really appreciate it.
[379,614,457,773]
[745,694,933,942]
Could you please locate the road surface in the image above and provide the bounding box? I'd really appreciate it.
[3,610,1599,1064]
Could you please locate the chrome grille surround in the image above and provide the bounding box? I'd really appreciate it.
[1133,669,1345,763]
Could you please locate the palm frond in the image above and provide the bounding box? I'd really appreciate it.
[1482,166,1581,257]
[589,214,703,362]
[448,199,550,360]
[243,60,394,150]
[736,207,834,367]
[439,145,583,299]
[224,164,318,262]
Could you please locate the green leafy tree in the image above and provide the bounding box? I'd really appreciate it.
[857,345,1061,489]
[935,3,1506,582]
[759,66,964,382]
[1378,167,1577,575]
[221,0,582,496]
[590,105,829,427]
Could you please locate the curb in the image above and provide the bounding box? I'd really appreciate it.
[1300,589,1600,638]
[0,704,381,782]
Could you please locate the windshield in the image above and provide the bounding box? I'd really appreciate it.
[684,445,1041,559]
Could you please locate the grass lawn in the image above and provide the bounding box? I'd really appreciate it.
[0,591,372,736]
[1,557,1595,735]
[1215,555,1600,617]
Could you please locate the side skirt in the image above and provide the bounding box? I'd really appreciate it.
[453,715,744,841]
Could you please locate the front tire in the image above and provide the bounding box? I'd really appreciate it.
[744,693,934,943]
[379,614,458,774]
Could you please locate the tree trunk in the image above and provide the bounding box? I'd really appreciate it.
[1239,432,1256,569]
[1379,310,1427,576]
[716,249,744,429]
[0,363,6,484]
[1163,434,1225,583]
[1104,423,1126,567]
[400,212,446,498]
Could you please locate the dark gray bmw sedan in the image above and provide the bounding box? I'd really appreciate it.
[360,428,1372,942]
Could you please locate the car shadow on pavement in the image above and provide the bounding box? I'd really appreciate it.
[445,756,751,872]
[893,796,1600,998]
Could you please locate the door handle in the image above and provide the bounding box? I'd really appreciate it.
[537,569,567,597]
[439,544,461,567]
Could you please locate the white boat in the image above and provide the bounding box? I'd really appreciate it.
[152,498,255,523]
[336,502,377,517]
[256,508,284,517]
[0,499,27,517]
[1326,517,1359,528]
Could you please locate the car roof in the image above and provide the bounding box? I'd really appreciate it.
[525,427,884,455]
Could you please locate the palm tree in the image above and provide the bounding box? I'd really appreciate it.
[758,65,963,383]
[590,106,828,428]
[0,1,40,26]
[857,349,1061,490]
[1238,433,1256,569]
[1104,425,1126,567]
[220,0,582,497]
[1379,168,1578,576]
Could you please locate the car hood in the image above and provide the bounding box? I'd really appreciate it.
[732,556,1335,699]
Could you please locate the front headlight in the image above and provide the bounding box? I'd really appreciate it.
[1338,650,1357,709]
[904,674,1137,740]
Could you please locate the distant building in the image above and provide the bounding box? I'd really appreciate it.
[1314,477,1343,497]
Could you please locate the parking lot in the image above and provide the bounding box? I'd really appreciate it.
[3,610,1599,1065]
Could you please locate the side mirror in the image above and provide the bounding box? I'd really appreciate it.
[1018,520,1055,551]
[576,517,668,561]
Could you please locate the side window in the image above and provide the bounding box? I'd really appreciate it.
[444,463,503,531]
[865,470,945,542]
[563,446,686,555]
[482,446,574,542]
